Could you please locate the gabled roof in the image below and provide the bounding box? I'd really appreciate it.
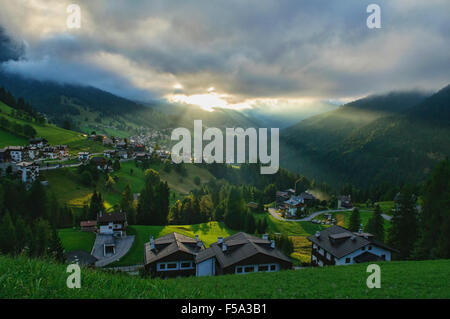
[144,232,205,265]
[353,251,382,263]
[196,232,292,268]
[97,212,127,223]
[307,225,398,259]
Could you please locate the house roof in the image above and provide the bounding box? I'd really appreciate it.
[144,232,205,265]
[353,251,382,263]
[196,232,292,268]
[307,225,398,259]
[97,212,127,223]
[299,192,315,200]
[64,250,97,266]
[80,220,97,227]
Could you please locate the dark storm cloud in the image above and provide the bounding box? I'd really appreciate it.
[0,0,449,102]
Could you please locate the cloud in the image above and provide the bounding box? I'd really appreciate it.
[0,0,449,107]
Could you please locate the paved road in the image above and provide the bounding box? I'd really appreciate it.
[268,207,391,222]
[39,162,83,170]
[92,234,135,267]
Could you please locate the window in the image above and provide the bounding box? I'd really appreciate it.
[258,265,269,272]
[180,261,193,269]
[244,266,254,273]
[158,263,166,270]
[381,254,386,261]
[345,258,351,264]
[167,263,177,269]
[362,246,366,251]
[368,246,372,250]
[236,267,243,273]
[270,265,276,271]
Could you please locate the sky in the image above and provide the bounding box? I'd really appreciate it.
[0,0,449,111]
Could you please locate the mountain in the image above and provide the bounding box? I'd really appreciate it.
[241,100,339,129]
[280,88,450,189]
[0,71,265,137]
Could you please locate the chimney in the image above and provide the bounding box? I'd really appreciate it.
[262,234,269,241]
[270,240,275,248]
[197,240,203,248]
[150,236,155,250]
[315,231,321,238]
[217,236,223,244]
[222,243,227,252]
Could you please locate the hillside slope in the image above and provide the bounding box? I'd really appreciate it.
[1,255,448,298]
[280,88,449,188]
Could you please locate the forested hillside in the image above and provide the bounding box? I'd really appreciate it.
[280,87,450,189]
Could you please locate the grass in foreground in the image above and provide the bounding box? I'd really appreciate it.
[1,255,449,298]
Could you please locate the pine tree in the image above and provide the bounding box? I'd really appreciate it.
[348,208,361,232]
[388,185,418,259]
[0,211,16,254]
[50,228,65,263]
[365,204,385,241]
[413,159,450,259]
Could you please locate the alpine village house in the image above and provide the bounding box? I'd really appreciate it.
[307,225,398,266]
[144,232,293,278]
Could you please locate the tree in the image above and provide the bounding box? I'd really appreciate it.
[14,215,31,254]
[413,159,450,259]
[348,208,361,232]
[0,211,16,254]
[120,184,136,224]
[113,159,121,171]
[30,218,51,257]
[89,191,105,219]
[194,176,201,186]
[365,204,384,241]
[81,170,93,186]
[105,175,115,190]
[50,228,65,263]
[388,185,419,259]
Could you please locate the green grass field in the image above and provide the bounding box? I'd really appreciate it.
[0,101,106,154]
[1,255,448,298]
[112,222,236,266]
[58,228,96,253]
[0,129,28,148]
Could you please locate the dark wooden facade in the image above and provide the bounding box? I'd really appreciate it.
[311,246,336,266]
[220,253,292,275]
[145,250,197,278]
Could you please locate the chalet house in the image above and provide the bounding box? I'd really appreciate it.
[103,137,114,146]
[78,152,90,161]
[195,233,292,277]
[144,232,205,278]
[116,141,127,150]
[97,211,127,237]
[29,138,48,149]
[80,220,97,232]
[90,157,108,171]
[134,144,146,152]
[118,150,128,159]
[307,225,398,267]
[276,191,290,205]
[338,195,353,209]
[54,145,69,158]
[103,150,117,158]
[16,161,39,183]
[135,152,150,162]
[27,146,39,160]
[298,192,316,205]
[42,146,59,159]
[284,196,305,216]
[155,150,170,161]
[6,146,23,162]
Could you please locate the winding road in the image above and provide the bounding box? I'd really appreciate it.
[268,207,392,222]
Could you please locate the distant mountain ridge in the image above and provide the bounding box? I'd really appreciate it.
[280,87,449,189]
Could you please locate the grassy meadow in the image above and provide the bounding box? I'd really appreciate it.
[1,255,449,298]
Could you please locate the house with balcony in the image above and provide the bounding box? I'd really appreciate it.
[97,211,127,237]
[307,225,398,267]
[195,232,292,277]
[144,232,205,278]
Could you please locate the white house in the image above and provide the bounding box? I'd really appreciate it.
[78,152,90,161]
[97,211,127,237]
[7,146,23,162]
[307,225,398,266]
[16,161,40,183]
